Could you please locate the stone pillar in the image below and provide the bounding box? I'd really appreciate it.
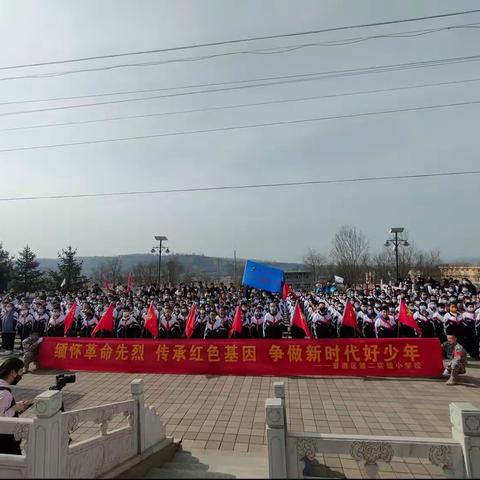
[31,390,64,478]
[266,398,287,479]
[131,378,145,454]
[450,402,480,478]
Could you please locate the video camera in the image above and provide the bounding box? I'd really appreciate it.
[49,373,76,391]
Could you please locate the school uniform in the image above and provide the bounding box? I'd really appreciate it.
[1,310,17,352]
[79,316,98,337]
[311,311,336,339]
[375,316,395,338]
[46,315,65,337]
[16,311,34,348]
[263,312,283,339]
[460,312,479,359]
[116,314,141,338]
[443,312,462,337]
[33,310,50,337]
[159,315,181,339]
[414,312,436,338]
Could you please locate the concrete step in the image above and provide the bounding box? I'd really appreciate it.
[145,467,231,479]
[160,461,209,471]
[167,451,203,465]
[144,446,267,479]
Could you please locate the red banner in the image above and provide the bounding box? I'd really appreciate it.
[38,338,443,377]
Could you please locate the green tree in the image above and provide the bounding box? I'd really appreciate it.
[56,246,87,291]
[10,245,43,293]
[0,243,14,293]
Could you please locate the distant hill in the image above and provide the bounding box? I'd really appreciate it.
[38,253,306,278]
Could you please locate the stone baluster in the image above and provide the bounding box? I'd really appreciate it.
[31,390,64,478]
[265,397,287,478]
[131,379,145,454]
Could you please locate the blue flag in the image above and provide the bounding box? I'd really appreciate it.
[242,260,284,293]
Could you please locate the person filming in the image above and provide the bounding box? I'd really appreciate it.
[0,358,33,454]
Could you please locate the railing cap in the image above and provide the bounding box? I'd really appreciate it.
[130,378,144,395]
[34,390,62,418]
[450,402,480,437]
[266,398,284,428]
[274,382,285,399]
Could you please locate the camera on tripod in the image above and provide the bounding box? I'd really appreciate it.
[49,373,76,391]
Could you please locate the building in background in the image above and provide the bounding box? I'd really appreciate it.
[439,265,480,286]
[284,271,315,291]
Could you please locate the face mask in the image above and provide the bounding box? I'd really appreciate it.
[420,306,427,312]
[468,307,475,312]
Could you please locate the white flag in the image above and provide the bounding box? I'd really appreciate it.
[334,275,344,284]
[60,278,66,288]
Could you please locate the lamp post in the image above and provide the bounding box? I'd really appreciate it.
[152,236,169,286]
[385,228,409,283]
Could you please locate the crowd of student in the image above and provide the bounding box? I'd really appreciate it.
[0,277,479,357]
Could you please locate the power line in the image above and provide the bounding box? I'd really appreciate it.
[2,76,480,133]
[0,99,478,154]
[2,53,480,117]
[1,8,479,71]
[2,48,479,107]
[1,22,479,81]
[1,170,478,203]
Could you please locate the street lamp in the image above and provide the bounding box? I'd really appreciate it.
[385,227,409,283]
[152,236,169,286]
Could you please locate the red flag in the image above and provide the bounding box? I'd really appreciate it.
[126,273,133,293]
[92,304,114,337]
[398,299,422,337]
[185,304,198,339]
[282,283,290,301]
[144,303,159,338]
[291,302,311,338]
[340,300,360,332]
[63,303,78,336]
[228,306,243,338]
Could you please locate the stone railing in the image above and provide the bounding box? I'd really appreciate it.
[0,417,34,479]
[0,379,171,478]
[266,382,480,479]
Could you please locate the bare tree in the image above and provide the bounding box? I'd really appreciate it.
[413,249,442,279]
[303,248,328,282]
[331,225,370,285]
[91,257,123,284]
[369,228,441,282]
[132,261,158,285]
[165,257,185,285]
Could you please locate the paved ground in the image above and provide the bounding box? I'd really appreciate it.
[11,359,480,455]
